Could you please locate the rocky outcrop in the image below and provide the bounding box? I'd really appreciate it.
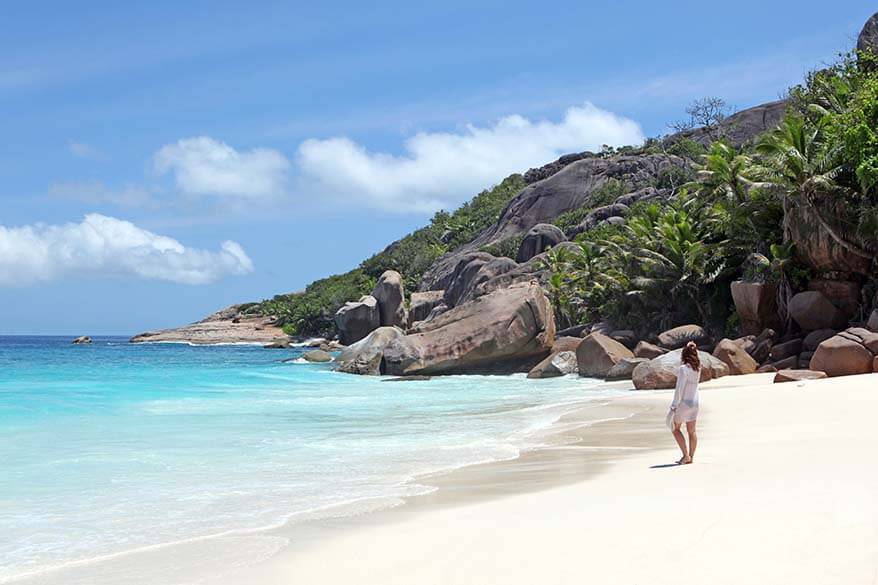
[516,224,566,263]
[130,303,287,345]
[657,325,710,350]
[441,253,517,308]
[730,281,780,336]
[570,204,629,237]
[634,341,666,359]
[576,333,635,378]
[606,357,649,380]
[527,351,578,378]
[774,369,828,383]
[713,338,758,375]
[302,349,333,363]
[372,271,407,328]
[669,99,788,148]
[809,328,878,377]
[456,257,520,306]
[789,291,846,331]
[72,336,92,344]
[786,206,872,276]
[408,290,445,328]
[336,327,405,375]
[380,282,554,376]
[858,11,878,59]
[632,349,729,390]
[334,295,380,345]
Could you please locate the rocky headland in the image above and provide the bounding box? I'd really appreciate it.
[134,12,878,390]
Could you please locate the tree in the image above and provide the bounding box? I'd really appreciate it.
[670,97,730,139]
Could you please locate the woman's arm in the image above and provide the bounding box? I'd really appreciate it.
[670,366,685,409]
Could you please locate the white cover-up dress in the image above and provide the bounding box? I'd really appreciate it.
[670,364,700,423]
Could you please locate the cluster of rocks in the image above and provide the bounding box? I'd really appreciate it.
[334,270,408,345]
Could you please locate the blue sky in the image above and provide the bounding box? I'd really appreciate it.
[1,0,874,335]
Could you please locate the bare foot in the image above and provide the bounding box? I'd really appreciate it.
[677,456,692,465]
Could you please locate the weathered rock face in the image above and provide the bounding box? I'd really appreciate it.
[553,336,583,353]
[789,291,846,331]
[786,206,872,276]
[527,351,578,379]
[606,357,649,380]
[774,369,828,383]
[381,282,555,376]
[808,279,861,319]
[336,327,405,375]
[669,99,788,148]
[809,335,874,377]
[334,295,380,345]
[442,253,494,308]
[408,290,445,328]
[858,11,878,59]
[657,325,710,350]
[713,338,758,375]
[576,333,635,378]
[730,281,781,336]
[516,224,566,263]
[372,271,407,328]
[634,341,666,359]
[455,257,520,306]
[632,349,729,390]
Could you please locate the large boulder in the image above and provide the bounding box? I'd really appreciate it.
[610,330,637,349]
[789,291,846,332]
[570,203,629,236]
[553,336,583,353]
[712,338,758,375]
[606,357,649,380]
[808,280,861,319]
[576,332,635,377]
[803,329,837,351]
[302,349,333,363]
[730,281,781,336]
[382,282,555,376]
[408,290,445,328]
[809,334,874,377]
[657,324,710,350]
[634,341,666,359]
[456,257,520,306]
[786,206,872,276]
[527,351,578,379]
[336,327,405,375]
[372,270,407,328]
[334,295,380,345]
[72,335,93,344]
[516,224,566,263]
[769,338,803,362]
[632,349,729,390]
[858,11,878,60]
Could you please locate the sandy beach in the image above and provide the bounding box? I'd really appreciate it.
[214,371,878,585]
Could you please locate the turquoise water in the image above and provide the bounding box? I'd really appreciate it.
[0,336,619,583]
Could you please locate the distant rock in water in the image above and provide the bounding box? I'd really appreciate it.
[130,303,287,345]
[72,336,92,344]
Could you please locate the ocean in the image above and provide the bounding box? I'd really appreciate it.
[0,336,621,583]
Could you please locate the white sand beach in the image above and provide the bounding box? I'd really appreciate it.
[219,372,878,585]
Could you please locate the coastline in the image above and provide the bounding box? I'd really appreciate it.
[215,372,878,585]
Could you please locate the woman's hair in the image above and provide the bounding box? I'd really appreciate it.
[681,341,701,371]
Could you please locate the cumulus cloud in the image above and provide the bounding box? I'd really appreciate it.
[295,103,644,212]
[0,214,253,287]
[153,137,290,199]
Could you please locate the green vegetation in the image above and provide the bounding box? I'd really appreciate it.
[551,179,627,234]
[255,174,526,336]
[544,51,878,337]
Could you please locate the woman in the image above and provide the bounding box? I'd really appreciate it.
[669,341,700,464]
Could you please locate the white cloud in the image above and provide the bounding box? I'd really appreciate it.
[0,214,253,287]
[295,103,644,212]
[153,136,290,199]
[48,180,157,208]
[68,141,103,160]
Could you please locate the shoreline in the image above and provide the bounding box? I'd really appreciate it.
[215,372,878,585]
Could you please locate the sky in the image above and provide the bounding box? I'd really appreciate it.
[1,0,875,335]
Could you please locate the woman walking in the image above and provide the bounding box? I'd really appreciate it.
[669,341,700,464]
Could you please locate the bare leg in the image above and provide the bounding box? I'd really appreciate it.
[672,422,690,463]
[686,420,697,462]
